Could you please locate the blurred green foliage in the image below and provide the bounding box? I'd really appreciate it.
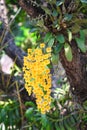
[0,100,21,130]
[14,25,40,51]
[6,0,40,52]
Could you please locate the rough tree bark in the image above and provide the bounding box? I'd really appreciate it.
[0,0,8,26]
[60,41,87,103]
[18,0,87,103]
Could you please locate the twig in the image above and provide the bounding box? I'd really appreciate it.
[8,7,22,26]
[16,81,24,127]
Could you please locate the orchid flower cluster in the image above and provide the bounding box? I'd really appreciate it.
[23,43,52,114]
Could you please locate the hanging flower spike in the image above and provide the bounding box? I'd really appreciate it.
[23,43,52,114]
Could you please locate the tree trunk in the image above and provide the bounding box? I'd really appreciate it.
[0,0,8,27]
[60,41,87,103]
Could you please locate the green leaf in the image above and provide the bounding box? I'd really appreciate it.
[75,30,86,53]
[46,122,52,130]
[68,30,72,42]
[41,6,51,15]
[75,38,86,53]
[25,108,34,119]
[56,0,64,6]
[29,28,38,33]
[52,10,58,17]
[64,14,73,21]
[55,123,61,130]
[56,34,65,43]
[69,116,76,125]
[59,122,65,130]
[44,32,52,43]
[80,0,87,3]
[48,37,55,47]
[51,54,59,64]
[64,43,73,62]
[41,114,48,128]
[80,30,85,40]
[46,0,56,4]
[83,101,87,110]
[25,101,36,108]
[63,119,71,130]
[54,43,64,53]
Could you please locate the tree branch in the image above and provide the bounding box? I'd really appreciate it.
[0,27,26,67]
[0,0,26,67]
[60,41,87,102]
[18,0,44,18]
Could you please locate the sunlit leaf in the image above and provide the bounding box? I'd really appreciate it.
[80,0,87,3]
[64,43,73,62]
[56,0,64,6]
[68,30,72,42]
